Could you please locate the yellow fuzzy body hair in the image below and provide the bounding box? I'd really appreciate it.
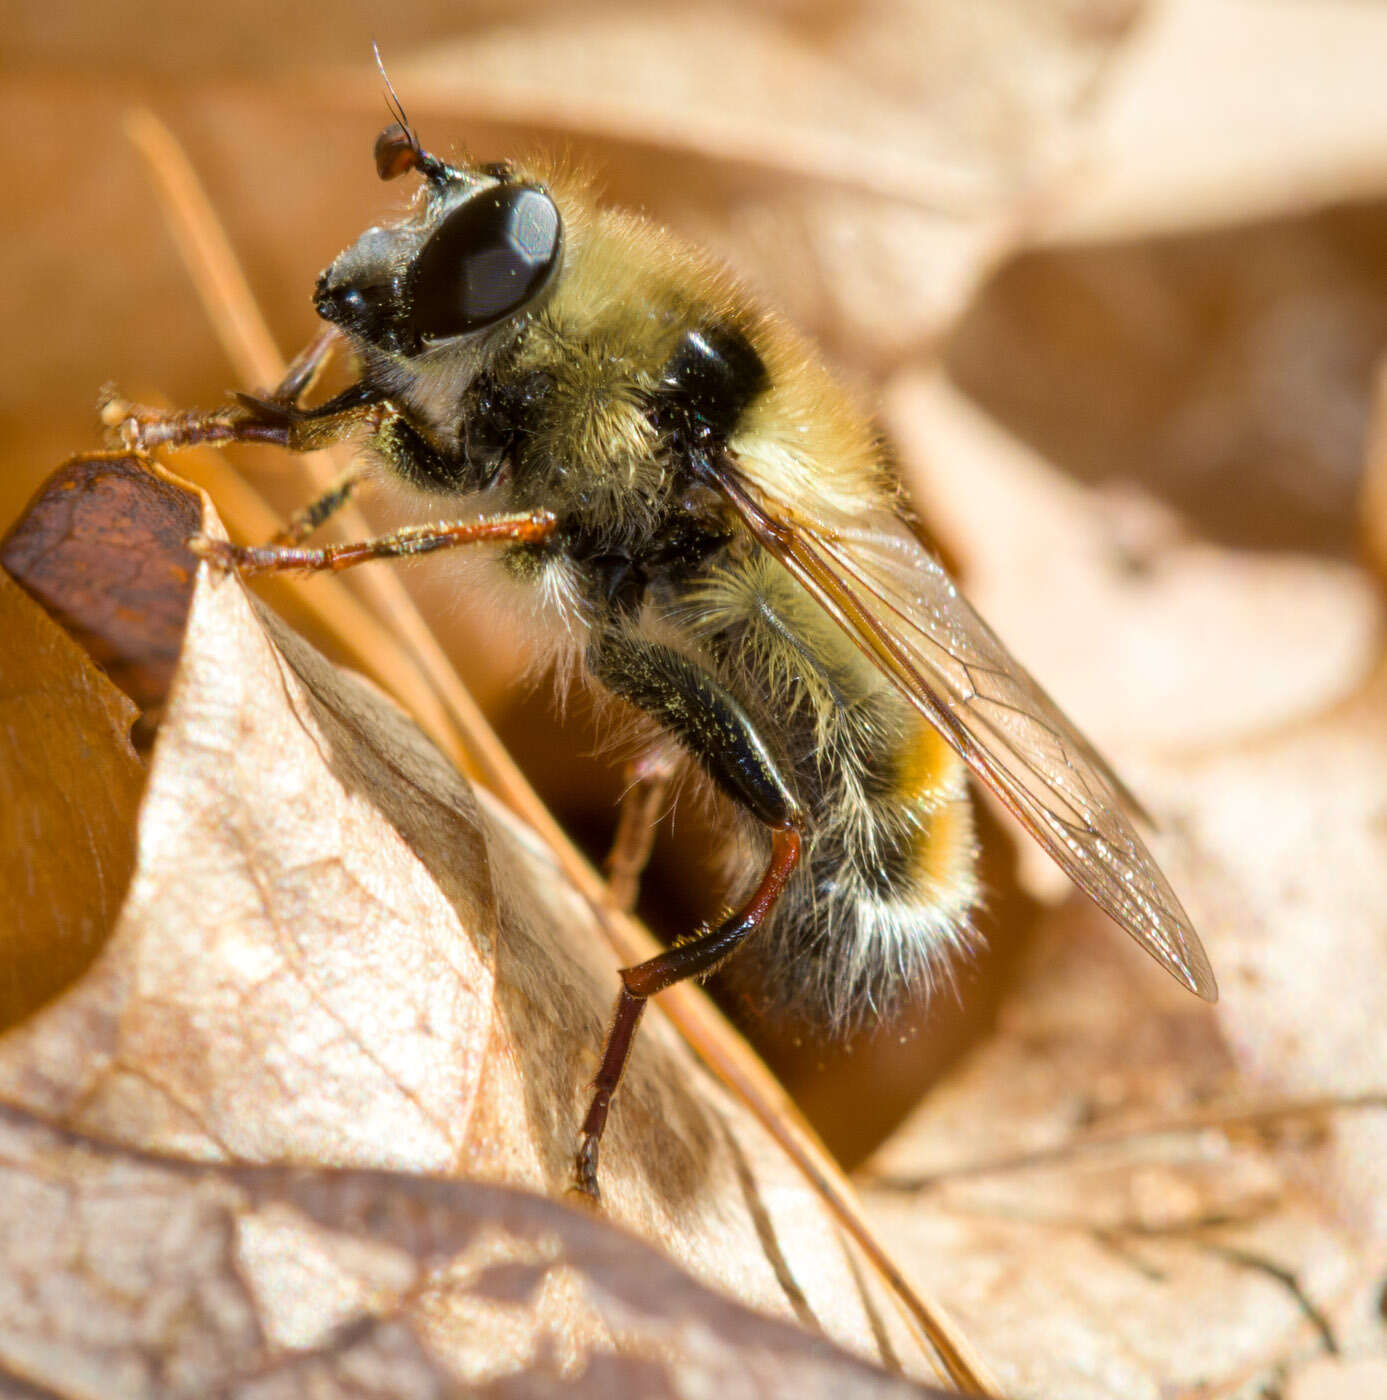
[356,152,981,1028]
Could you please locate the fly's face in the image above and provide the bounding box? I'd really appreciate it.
[313,124,564,361]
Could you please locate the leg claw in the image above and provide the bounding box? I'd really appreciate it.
[188,534,239,574]
[569,1137,603,1206]
[97,387,147,452]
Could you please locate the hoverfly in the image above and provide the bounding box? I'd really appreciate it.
[108,95,1215,1201]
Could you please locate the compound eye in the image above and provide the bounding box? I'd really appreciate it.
[407,185,562,342]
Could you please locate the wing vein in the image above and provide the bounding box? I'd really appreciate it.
[704,461,1216,1001]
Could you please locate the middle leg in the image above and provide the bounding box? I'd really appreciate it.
[605,746,682,914]
[191,509,557,576]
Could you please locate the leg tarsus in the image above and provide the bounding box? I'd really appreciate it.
[273,325,339,405]
[604,747,680,914]
[99,329,378,456]
[572,988,647,1201]
[573,824,802,1199]
[232,379,385,437]
[269,466,365,546]
[190,509,557,578]
[101,390,289,452]
[104,390,383,455]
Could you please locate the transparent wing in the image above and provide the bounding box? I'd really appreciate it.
[707,463,1217,1001]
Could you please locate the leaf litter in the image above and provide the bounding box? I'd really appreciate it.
[857,371,1387,1397]
[0,457,956,1394]
[8,1,1387,1395]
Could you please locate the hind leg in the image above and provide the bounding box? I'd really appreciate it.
[576,630,804,1201]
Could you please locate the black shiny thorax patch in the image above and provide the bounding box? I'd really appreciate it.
[650,323,767,445]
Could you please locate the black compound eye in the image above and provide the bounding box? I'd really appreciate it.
[408,185,561,343]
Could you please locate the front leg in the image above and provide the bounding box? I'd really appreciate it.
[102,379,388,455]
[100,328,385,456]
[265,404,478,544]
[576,630,804,1201]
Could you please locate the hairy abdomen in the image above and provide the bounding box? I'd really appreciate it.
[681,551,979,1031]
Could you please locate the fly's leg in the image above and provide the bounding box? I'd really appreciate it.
[100,328,385,455]
[191,510,557,577]
[576,633,804,1201]
[576,825,801,1201]
[605,747,682,914]
[104,331,511,552]
[273,325,340,404]
[270,467,366,546]
[266,406,484,545]
[102,380,386,454]
[101,329,382,545]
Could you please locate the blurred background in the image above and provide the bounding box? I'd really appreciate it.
[6,0,1387,1184]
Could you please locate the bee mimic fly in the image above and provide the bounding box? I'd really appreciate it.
[108,105,1216,1201]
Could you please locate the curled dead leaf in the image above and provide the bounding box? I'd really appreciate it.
[1,453,203,716]
[863,370,1387,1398]
[0,568,143,1031]
[0,1103,944,1397]
[0,457,962,1393]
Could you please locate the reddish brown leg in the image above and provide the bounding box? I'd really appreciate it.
[191,510,557,577]
[102,395,309,450]
[604,747,681,914]
[100,327,379,455]
[573,822,802,1201]
[271,325,340,404]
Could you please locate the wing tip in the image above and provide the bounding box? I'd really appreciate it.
[1179,945,1219,1003]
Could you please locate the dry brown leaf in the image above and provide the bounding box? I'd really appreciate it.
[2,454,204,715]
[0,1103,944,1397]
[947,201,1387,562]
[0,459,950,1391]
[1049,0,1387,243]
[886,372,1382,755]
[861,371,1387,1396]
[1152,661,1387,1242]
[0,567,143,1031]
[861,907,1372,1400]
